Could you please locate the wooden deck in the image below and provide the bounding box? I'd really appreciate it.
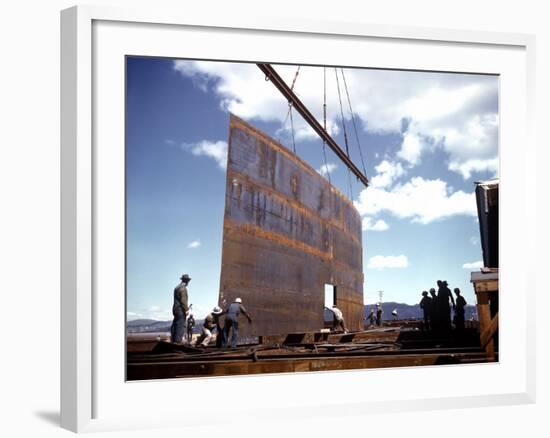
[127,325,492,380]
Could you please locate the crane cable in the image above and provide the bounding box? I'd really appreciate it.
[334,68,353,200]
[281,66,301,154]
[341,68,367,177]
[289,103,297,154]
[321,67,332,185]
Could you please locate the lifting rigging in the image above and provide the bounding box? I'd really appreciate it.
[334,67,354,198]
[257,63,370,188]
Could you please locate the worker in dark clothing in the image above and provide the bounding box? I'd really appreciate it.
[429,288,438,331]
[436,280,455,331]
[170,274,190,344]
[195,306,224,347]
[375,304,383,327]
[453,288,467,330]
[222,298,252,348]
[186,312,195,343]
[419,291,433,331]
[366,308,376,327]
[215,308,225,348]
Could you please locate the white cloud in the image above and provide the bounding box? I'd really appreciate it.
[463,260,484,269]
[317,162,337,176]
[449,157,499,180]
[172,61,358,146]
[367,255,409,270]
[187,240,201,249]
[397,130,426,166]
[469,236,480,246]
[381,81,498,178]
[181,140,227,170]
[362,217,389,231]
[277,118,340,142]
[173,61,498,180]
[173,60,293,126]
[354,177,476,225]
[370,160,406,188]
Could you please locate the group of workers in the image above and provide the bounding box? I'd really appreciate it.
[365,304,384,327]
[170,273,253,348]
[170,273,468,347]
[419,280,467,332]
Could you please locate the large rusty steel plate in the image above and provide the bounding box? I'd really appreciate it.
[218,115,364,336]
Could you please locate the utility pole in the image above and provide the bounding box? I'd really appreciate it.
[378,290,384,305]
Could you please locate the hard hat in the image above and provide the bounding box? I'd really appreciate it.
[212,306,223,315]
[180,274,191,281]
[235,297,242,303]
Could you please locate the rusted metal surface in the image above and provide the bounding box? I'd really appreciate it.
[127,349,489,380]
[257,64,369,187]
[218,115,364,337]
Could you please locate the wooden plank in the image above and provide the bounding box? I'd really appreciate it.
[473,280,499,293]
[477,303,495,359]
[480,312,499,348]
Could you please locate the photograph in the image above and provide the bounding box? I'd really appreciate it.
[125,57,500,380]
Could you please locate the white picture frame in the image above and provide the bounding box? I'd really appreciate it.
[61,4,536,433]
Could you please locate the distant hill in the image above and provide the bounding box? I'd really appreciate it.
[127,318,204,334]
[126,320,171,333]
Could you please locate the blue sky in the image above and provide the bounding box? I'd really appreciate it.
[126,57,498,321]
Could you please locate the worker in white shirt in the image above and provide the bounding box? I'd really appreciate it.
[325,305,348,333]
[195,306,224,348]
[391,309,398,320]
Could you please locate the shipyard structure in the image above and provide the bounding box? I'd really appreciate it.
[219,115,364,337]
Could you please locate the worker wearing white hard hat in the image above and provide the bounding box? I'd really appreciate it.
[222,297,252,348]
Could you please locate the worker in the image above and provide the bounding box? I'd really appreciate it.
[170,274,190,344]
[222,297,252,348]
[366,308,376,327]
[419,291,433,331]
[436,280,455,331]
[429,288,438,331]
[186,312,195,343]
[195,306,224,347]
[325,305,348,333]
[215,306,226,348]
[453,288,467,330]
[391,309,398,320]
[375,303,383,326]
